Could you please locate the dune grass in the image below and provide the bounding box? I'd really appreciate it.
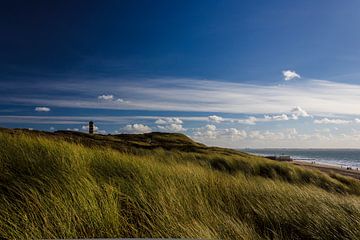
[0,131,360,239]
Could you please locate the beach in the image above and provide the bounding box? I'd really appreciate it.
[243,149,360,179]
[292,160,360,180]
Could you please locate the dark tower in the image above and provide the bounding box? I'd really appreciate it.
[89,121,94,134]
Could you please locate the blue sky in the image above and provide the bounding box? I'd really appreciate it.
[2,0,360,148]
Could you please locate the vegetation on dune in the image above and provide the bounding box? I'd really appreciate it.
[0,129,360,239]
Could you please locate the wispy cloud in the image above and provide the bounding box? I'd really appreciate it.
[264,114,289,121]
[208,115,224,123]
[157,123,186,132]
[194,124,218,139]
[98,94,129,103]
[4,77,360,115]
[155,117,185,132]
[234,116,257,125]
[290,106,309,119]
[0,115,204,125]
[122,124,152,134]
[194,124,247,140]
[155,117,183,125]
[35,107,51,112]
[116,98,130,103]
[98,94,114,100]
[314,118,351,124]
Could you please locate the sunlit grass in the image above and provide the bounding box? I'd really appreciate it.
[0,131,359,239]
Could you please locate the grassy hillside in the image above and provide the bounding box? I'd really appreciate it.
[0,128,360,239]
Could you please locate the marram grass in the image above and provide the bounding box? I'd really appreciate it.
[0,131,359,239]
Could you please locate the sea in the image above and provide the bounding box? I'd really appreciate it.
[242,149,360,168]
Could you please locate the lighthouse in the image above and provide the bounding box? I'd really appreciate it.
[89,121,94,134]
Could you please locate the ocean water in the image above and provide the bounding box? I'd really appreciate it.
[242,149,360,168]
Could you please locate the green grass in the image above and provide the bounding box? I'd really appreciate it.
[0,129,360,239]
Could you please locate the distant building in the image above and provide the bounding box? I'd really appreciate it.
[89,121,94,134]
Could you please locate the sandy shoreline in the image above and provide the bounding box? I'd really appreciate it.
[292,160,360,180]
[248,152,360,180]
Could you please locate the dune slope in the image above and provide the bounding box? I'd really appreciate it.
[0,128,359,239]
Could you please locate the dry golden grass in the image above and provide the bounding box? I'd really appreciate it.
[0,131,359,239]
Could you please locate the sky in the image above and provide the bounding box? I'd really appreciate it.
[2,0,360,148]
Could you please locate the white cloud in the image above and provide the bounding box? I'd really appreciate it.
[97,130,107,135]
[249,130,286,141]
[282,70,301,81]
[98,94,114,100]
[235,109,305,124]
[194,125,217,139]
[264,114,289,121]
[244,128,298,141]
[314,118,351,124]
[284,128,298,139]
[82,124,99,131]
[290,106,309,119]
[315,128,331,133]
[223,128,247,139]
[98,95,130,104]
[208,115,224,123]
[191,123,360,148]
[122,124,152,134]
[248,131,264,140]
[157,123,186,132]
[194,125,247,140]
[248,107,310,123]
[235,107,308,124]
[239,107,309,123]
[154,117,186,132]
[155,119,167,124]
[115,98,130,104]
[155,117,183,125]
[235,116,257,125]
[35,107,50,112]
[205,124,217,131]
[195,125,299,144]
[314,117,360,125]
